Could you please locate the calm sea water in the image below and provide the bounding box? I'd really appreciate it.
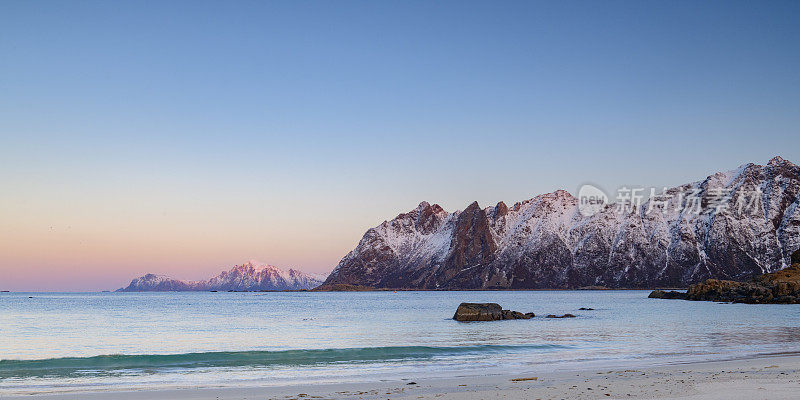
[1,291,799,395]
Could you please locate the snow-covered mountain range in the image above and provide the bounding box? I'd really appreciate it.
[118,261,325,291]
[321,157,800,289]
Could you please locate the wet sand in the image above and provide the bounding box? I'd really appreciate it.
[7,353,800,400]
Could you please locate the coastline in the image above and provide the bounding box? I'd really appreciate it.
[8,352,800,400]
[3,288,691,293]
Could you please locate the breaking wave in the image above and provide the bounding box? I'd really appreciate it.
[0,344,566,379]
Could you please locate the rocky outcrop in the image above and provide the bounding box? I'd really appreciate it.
[648,290,688,299]
[649,251,800,303]
[545,314,576,318]
[118,261,324,291]
[453,303,502,321]
[322,157,800,290]
[310,283,375,292]
[503,310,536,320]
[684,265,800,304]
[452,303,534,321]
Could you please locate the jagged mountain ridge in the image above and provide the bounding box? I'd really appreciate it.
[321,157,800,289]
[118,261,325,291]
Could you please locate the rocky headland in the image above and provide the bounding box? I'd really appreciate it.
[650,250,800,303]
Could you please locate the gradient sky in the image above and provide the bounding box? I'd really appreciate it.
[1,0,799,291]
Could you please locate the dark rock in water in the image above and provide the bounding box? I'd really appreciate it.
[545,314,576,318]
[578,307,595,310]
[501,310,534,320]
[648,290,688,300]
[453,303,502,321]
[453,303,533,321]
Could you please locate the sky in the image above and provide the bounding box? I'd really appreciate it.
[1,0,799,291]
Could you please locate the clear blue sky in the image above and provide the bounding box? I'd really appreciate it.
[1,0,799,290]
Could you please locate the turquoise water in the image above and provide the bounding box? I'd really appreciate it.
[1,291,799,394]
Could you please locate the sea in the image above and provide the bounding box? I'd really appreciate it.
[1,290,799,395]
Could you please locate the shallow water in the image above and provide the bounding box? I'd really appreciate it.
[1,291,799,394]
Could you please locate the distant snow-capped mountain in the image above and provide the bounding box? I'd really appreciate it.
[118,261,325,291]
[320,157,800,289]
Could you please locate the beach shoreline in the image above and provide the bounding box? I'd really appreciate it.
[8,352,800,400]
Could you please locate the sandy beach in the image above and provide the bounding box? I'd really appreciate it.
[7,353,798,400]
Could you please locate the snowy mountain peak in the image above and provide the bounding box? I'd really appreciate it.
[231,261,281,273]
[118,262,324,291]
[768,155,794,167]
[321,157,800,290]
